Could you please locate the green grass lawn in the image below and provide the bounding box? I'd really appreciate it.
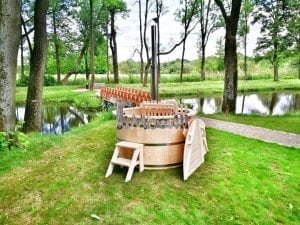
[16,86,101,109]
[0,115,299,224]
[121,79,300,97]
[201,114,300,134]
[15,79,300,109]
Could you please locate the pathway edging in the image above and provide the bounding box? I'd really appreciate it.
[200,117,300,149]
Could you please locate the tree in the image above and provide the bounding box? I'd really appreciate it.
[215,36,224,70]
[50,1,61,83]
[20,0,34,56]
[253,0,288,81]
[285,0,300,79]
[238,0,254,80]
[105,0,127,84]
[20,0,25,78]
[24,0,49,132]
[178,0,198,82]
[215,0,242,113]
[20,0,34,80]
[49,0,74,83]
[89,0,95,89]
[142,0,151,86]
[197,0,219,80]
[137,0,144,83]
[57,0,107,85]
[105,15,110,82]
[158,1,197,82]
[0,0,21,131]
[154,0,167,82]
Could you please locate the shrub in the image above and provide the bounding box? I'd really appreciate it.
[0,124,29,151]
[17,75,29,87]
[44,75,57,86]
[0,132,9,150]
[17,75,57,87]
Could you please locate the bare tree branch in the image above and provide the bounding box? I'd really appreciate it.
[21,27,34,39]
[215,0,228,21]
[159,22,198,55]
[21,15,33,54]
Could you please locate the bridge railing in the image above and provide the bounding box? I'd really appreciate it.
[100,86,151,106]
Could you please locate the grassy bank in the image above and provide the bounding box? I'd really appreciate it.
[0,115,299,224]
[121,79,300,97]
[201,114,300,134]
[16,80,300,108]
[58,67,298,85]
[16,86,101,110]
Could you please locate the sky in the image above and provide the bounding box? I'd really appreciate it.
[116,0,261,62]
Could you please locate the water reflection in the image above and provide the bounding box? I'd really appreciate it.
[179,92,300,115]
[16,105,95,134]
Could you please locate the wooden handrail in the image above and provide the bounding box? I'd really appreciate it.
[100,87,151,106]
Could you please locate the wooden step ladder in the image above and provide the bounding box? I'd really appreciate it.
[105,141,144,182]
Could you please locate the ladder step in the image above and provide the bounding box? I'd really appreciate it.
[116,141,143,149]
[111,158,139,167]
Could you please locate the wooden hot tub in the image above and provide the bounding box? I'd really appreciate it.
[116,102,196,169]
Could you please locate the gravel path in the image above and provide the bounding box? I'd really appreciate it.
[200,117,300,149]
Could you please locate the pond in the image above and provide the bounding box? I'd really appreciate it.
[177,91,300,115]
[16,104,96,134]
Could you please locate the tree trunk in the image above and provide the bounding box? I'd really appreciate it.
[0,0,20,132]
[156,0,161,83]
[298,43,300,79]
[157,19,161,83]
[180,38,186,82]
[200,42,206,80]
[244,22,247,80]
[143,64,150,86]
[21,37,25,78]
[274,64,279,81]
[179,1,188,83]
[215,0,242,113]
[138,0,144,83]
[24,0,49,132]
[53,11,61,83]
[106,17,110,82]
[109,10,119,84]
[143,0,150,86]
[89,0,95,90]
[222,26,238,113]
[298,58,300,79]
[20,0,24,78]
[273,38,279,81]
[85,52,89,88]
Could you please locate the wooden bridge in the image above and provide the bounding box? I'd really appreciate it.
[100,86,151,106]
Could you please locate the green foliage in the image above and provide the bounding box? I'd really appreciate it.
[44,75,57,86]
[16,86,102,110]
[121,79,300,97]
[0,124,29,151]
[161,59,194,74]
[16,75,29,87]
[215,37,224,70]
[238,0,254,38]
[119,59,140,74]
[97,110,114,121]
[103,0,127,14]
[0,119,299,224]
[17,74,57,87]
[0,133,9,150]
[253,1,290,67]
